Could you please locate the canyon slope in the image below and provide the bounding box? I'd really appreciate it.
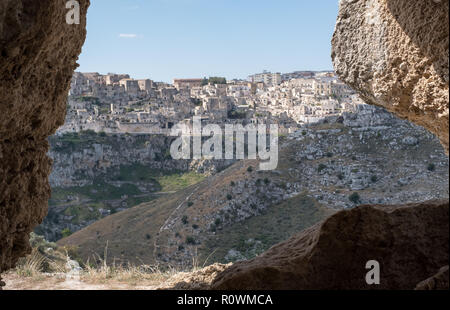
[59,107,448,268]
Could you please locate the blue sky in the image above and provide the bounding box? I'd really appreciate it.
[78,0,339,82]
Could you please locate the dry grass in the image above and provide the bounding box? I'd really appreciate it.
[81,260,176,286]
[4,243,229,290]
[8,243,179,289]
[15,249,66,278]
[77,242,174,285]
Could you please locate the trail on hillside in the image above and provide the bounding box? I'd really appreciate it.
[152,185,201,261]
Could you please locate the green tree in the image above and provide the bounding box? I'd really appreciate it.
[208,77,227,85]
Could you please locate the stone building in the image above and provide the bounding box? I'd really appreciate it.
[173,79,203,89]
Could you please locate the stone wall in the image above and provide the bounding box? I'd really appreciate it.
[0,0,90,285]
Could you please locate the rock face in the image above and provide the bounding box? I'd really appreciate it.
[415,266,449,290]
[211,200,449,290]
[0,0,89,283]
[332,0,449,153]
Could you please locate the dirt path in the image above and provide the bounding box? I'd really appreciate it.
[1,273,159,290]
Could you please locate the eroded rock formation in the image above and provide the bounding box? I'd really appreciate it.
[415,265,449,290]
[211,200,449,290]
[0,0,89,286]
[332,0,449,153]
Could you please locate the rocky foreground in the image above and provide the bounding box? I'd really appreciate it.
[210,199,449,290]
[4,200,447,290]
[158,200,448,290]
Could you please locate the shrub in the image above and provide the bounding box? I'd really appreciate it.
[29,233,57,252]
[61,228,72,238]
[178,245,184,251]
[186,236,196,245]
[326,152,333,158]
[278,182,287,190]
[427,163,436,172]
[181,215,189,225]
[187,201,194,207]
[230,181,235,187]
[263,178,270,185]
[371,175,378,183]
[215,218,222,226]
[192,224,199,230]
[318,164,327,173]
[247,166,253,172]
[349,192,361,204]
[226,194,233,200]
[145,234,151,240]
[337,173,344,180]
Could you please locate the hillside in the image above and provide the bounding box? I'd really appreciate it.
[38,132,232,241]
[58,107,449,268]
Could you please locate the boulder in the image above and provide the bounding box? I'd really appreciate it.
[211,200,449,290]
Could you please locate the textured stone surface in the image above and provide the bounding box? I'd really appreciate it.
[0,0,89,283]
[415,265,449,290]
[332,0,449,153]
[211,200,449,290]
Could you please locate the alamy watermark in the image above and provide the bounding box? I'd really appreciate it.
[66,0,80,25]
[170,116,279,171]
[365,260,380,285]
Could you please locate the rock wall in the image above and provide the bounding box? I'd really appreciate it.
[332,0,449,153]
[0,0,89,285]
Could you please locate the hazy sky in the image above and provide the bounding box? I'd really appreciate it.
[77,0,339,82]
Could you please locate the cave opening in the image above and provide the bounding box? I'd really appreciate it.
[0,0,448,290]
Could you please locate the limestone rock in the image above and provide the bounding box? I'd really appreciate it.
[415,265,449,290]
[332,0,449,153]
[211,200,449,290]
[0,0,90,281]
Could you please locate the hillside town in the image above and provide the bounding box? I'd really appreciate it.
[62,70,366,134]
